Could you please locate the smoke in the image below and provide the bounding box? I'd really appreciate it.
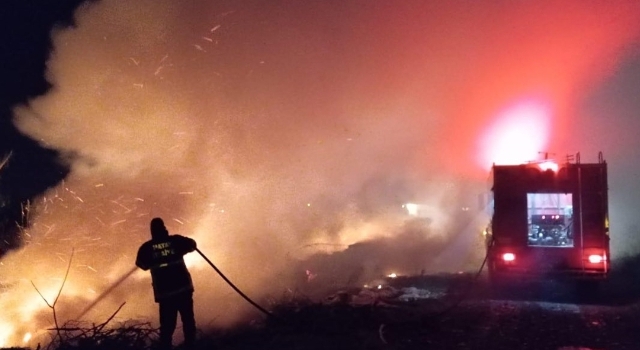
[1,0,640,346]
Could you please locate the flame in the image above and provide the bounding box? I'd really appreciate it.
[0,325,14,348]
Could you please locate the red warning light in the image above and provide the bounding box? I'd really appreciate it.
[538,161,559,172]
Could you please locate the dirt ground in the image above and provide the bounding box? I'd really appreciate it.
[196,271,640,350]
[14,265,640,350]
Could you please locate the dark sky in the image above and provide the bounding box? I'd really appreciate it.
[0,0,88,251]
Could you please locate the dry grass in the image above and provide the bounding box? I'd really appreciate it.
[46,320,158,350]
[26,287,440,350]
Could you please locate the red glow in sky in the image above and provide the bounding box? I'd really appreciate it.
[478,99,551,168]
[414,1,640,178]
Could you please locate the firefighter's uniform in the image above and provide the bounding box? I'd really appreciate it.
[136,218,197,349]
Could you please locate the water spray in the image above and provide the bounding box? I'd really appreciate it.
[76,266,137,320]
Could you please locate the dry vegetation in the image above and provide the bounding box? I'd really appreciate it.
[7,273,480,350]
[6,239,640,350]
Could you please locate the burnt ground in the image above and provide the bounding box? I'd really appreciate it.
[194,268,640,350]
[9,259,640,350]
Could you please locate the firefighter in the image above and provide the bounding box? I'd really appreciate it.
[136,217,197,350]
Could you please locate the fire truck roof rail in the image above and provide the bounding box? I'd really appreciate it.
[598,151,604,164]
[564,151,605,165]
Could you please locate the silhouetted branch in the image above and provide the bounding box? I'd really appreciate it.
[30,248,74,348]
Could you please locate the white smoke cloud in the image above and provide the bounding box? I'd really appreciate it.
[2,0,469,345]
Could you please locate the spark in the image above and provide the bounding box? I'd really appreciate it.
[128,57,139,65]
[154,66,164,75]
[79,265,97,272]
[178,192,193,195]
[172,218,184,225]
[110,219,127,226]
[202,36,213,42]
[0,151,12,171]
[194,44,206,52]
[110,200,132,213]
[23,332,31,343]
[42,224,55,235]
[210,24,221,32]
[133,83,144,88]
[94,183,104,187]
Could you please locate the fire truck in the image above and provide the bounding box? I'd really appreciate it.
[485,152,610,284]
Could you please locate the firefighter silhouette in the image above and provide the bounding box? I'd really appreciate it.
[136,217,197,349]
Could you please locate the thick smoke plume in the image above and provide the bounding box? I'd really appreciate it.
[2,0,640,346]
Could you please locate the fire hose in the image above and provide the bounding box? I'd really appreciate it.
[195,248,274,319]
[431,234,492,318]
[77,249,274,320]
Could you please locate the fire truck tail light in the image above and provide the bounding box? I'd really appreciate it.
[502,253,516,262]
[587,254,606,264]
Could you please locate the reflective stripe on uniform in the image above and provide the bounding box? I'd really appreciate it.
[150,259,184,270]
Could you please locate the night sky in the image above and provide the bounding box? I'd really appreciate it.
[2,0,640,343]
[0,0,87,252]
